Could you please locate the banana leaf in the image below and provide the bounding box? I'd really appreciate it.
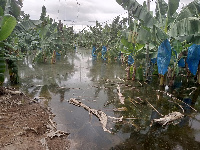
[0,14,16,41]
[168,17,200,42]
[116,0,157,28]
[136,27,152,44]
[167,0,180,20]
[155,0,168,19]
[176,0,200,22]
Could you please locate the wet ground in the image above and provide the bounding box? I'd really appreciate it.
[10,47,200,149]
[0,87,70,150]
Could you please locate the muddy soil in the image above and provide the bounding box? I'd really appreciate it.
[0,87,70,150]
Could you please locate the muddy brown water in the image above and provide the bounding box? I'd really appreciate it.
[7,47,200,149]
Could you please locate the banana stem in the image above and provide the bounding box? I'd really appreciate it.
[160,75,164,86]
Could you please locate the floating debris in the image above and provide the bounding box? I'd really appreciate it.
[113,107,127,112]
[152,111,184,126]
[68,98,123,133]
[117,84,125,104]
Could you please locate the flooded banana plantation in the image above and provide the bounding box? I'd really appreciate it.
[5,48,199,150]
[1,0,200,149]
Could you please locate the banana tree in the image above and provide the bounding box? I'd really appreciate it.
[157,0,200,85]
[0,1,17,84]
[116,0,200,85]
[120,20,145,80]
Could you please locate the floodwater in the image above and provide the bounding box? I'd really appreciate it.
[12,47,200,149]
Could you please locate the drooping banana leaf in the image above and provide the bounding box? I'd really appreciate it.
[0,14,16,41]
[136,27,152,44]
[121,37,134,54]
[116,0,157,28]
[155,0,168,19]
[167,0,180,20]
[176,0,200,22]
[15,20,42,32]
[152,25,169,44]
[168,17,200,43]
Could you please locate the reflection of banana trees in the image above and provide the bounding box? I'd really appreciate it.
[18,55,74,101]
[88,60,126,105]
[87,57,197,135]
[109,79,199,138]
[112,122,200,149]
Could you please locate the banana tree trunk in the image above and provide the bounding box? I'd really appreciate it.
[145,0,150,81]
[132,65,136,81]
[146,44,150,80]
[160,75,164,86]
[51,50,56,64]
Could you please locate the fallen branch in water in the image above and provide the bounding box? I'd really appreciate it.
[68,98,123,133]
[156,90,197,112]
[117,84,125,104]
[151,111,184,126]
[145,99,164,117]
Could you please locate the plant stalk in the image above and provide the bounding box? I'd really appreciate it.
[145,0,150,81]
[160,75,164,86]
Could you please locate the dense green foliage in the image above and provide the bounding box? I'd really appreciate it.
[0,2,75,84]
[0,0,200,85]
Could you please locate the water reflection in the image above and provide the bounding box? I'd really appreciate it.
[17,53,75,102]
[14,48,200,149]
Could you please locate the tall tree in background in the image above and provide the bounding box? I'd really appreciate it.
[40,5,46,21]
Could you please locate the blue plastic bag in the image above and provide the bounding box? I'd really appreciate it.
[178,58,185,68]
[56,52,61,56]
[157,39,172,75]
[92,46,97,57]
[151,58,157,64]
[128,54,134,65]
[186,44,200,75]
[101,46,107,60]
